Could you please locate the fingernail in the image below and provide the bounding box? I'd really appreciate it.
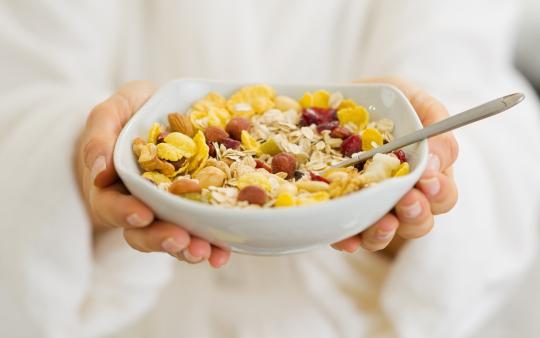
[126,213,149,227]
[400,200,422,219]
[420,177,440,196]
[427,153,441,172]
[161,238,183,256]
[375,230,394,241]
[182,248,202,263]
[90,156,106,183]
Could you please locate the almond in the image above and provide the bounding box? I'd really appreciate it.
[168,113,195,137]
[204,126,229,143]
[169,178,202,195]
[237,186,267,206]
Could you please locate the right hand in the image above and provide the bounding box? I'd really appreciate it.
[76,81,230,268]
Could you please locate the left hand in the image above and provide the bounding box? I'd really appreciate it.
[332,77,459,254]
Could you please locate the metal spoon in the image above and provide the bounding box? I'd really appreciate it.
[329,93,525,169]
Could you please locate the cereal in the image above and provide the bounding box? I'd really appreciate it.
[132,85,411,208]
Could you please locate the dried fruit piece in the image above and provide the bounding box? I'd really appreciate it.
[240,130,261,153]
[341,135,362,157]
[298,92,314,109]
[168,113,195,137]
[164,132,197,157]
[339,98,357,109]
[255,159,272,172]
[226,117,252,140]
[275,192,296,207]
[361,128,384,151]
[309,172,330,184]
[147,122,162,144]
[259,138,281,155]
[330,126,352,139]
[237,186,267,206]
[337,106,369,131]
[193,166,226,188]
[221,137,241,149]
[312,90,330,108]
[271,152,297,179]
[236,172,272,192]
[156,132,170,144]
[275,96,301,112]
[393,150,407,163]
[393,162,410,177]
[204,126,229,143]
[169,178,202,195]
[142,171,171,184]
[316,121,339,133]
[300,108,336,126]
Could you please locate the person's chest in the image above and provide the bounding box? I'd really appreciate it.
[118,0,373,84]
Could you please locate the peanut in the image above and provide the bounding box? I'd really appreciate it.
[271,152,297,179]
[169,178,202,195]
[193,166,226,188]
[237,185,267,206]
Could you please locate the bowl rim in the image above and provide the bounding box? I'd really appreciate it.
[113,78,429,217]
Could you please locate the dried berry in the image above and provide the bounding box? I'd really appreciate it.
[309,172,330,184]
[271,152,297,179]
[170,158,186,171]
[156,132,170,144]
[300,108,337,126]
[255,159,272,172]
[316,121,339,133]
[237,185,267,206]
[330,126,352,139]
[226,117,252,140]
[221,137,241,149]
[169,178,202,195]
[341,135,362,157]
[294,170,305,181]
[207,141,217,157]
[393,150,407,163]
[204,126,229,143]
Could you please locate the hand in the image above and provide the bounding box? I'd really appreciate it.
[332,77,459,254]
[76,81,230,268]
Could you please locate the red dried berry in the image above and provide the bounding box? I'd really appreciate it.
[156,132,170,144]
[169,158,186,170]
[237,186,267,206]
[207,141,217,157]
[255,159,272,172]
[271,152,297,179]
[330,126,352,139]
[221,137,241,149]
[311,107,337,123]
[316,121,339,133]
[309,172,330,184]
[341,135,362,157]
[393,150,407,163]
[300,108,337,126]
[300,108,320,126]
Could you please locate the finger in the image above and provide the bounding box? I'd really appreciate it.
[90,183,154,229]
[123,221,191,256]
[178,237,212,263]
[83,81,157,188]
[332,235,363,253]
[394,188,434,239]
[359,213,399,252]
[417,170,458,215]
[208,246,231,268]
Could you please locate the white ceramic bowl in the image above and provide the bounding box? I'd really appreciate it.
[114,79,428,255]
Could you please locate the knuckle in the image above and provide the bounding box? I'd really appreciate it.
[123,230,150,253]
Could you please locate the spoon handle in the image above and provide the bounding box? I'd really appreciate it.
[332,93,525,169]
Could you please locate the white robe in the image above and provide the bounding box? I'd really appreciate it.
[1,1,539,338]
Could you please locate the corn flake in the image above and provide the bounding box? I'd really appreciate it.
[337,106,369,131]
[361,128,384,151]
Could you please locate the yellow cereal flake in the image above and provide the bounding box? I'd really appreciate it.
[236,172,272,192]
[312,90,330,108]
[241,130,261,153]
[259,138,281,155]
[147,122,162,144]
[187,131,209,174]
[339,98,357,110]
[299,92,313,108]
[164,132,196,158]
[275,192,296,207]
[393,162,410,177]
[226,84,276,117]
[190,92,231,129]
[361,128,384,151]
[157,143,184,161]
[142,171,172,184]
[337,106,369,131]
[297,191,330,206]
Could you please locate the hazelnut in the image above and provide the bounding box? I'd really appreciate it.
[226,117,252,140]
[193,166,226,188]
[169,178,202,195]
[204,126,229,143]
[237,186,267,206]
[271,152,297,179]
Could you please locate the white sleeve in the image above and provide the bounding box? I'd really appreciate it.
[0,2,173,338]
[361,1,540,338]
